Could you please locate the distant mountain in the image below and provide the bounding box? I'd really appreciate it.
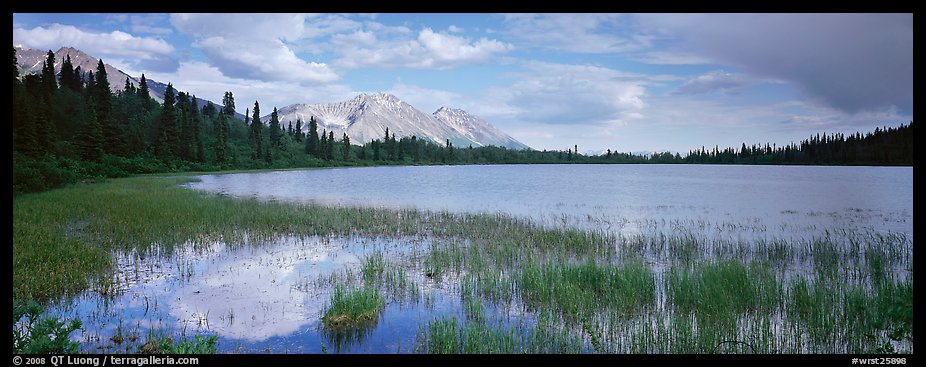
[13,44,242,119]
[265,93,529,150]
[432,107,530,150]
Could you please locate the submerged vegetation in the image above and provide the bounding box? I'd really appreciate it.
[12,175,913,354]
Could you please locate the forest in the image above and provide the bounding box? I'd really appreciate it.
[12,48,914,195]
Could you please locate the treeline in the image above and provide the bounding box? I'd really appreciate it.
[12,48,914,195]
[680,124,914,166]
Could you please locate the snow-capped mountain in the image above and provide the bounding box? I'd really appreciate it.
[265,93,529,150]
[15,45,147,99]
[432,107,530,150]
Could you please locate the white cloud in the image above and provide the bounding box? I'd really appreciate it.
[334,27,512,70]
[476,61,648,126]
[130,14,173,35]
[502,13,649,53]
[447,25,464,33]
[170,13,339,84]
[141,61,354,115]
[13,23,174,61]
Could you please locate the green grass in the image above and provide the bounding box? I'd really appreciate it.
[13,174,914,354]
[667,260,782,317]
[322,286,385,328]
[518,258,656,318]
[417,314,583,354]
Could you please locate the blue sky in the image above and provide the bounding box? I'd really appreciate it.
[12,13,912,153]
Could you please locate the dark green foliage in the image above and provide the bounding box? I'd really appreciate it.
[213,114,229,164]
[320,129,328,160]
[147,334,218,354]
[269,107,283,148]
[341,133,351,161]
[250,101,263,160]
[11,49,913,196]
[76,99,104,162]
[295,118,303,142]
[221,91,235,116]
[327,131,335,161]
[59,54,81,92]
[138,74,151,111]
[40,51,56,99]
[680,123,914,166]
[13,298,82,354]
[153,84,179,160]
[306,116,319,156]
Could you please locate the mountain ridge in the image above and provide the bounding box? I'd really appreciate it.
[14,44,525,149]
[265,92,529,150]
[13,44,244,120]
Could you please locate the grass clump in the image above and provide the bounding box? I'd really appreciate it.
[518,258,656,318]
[139,334,219,354]
[322,286,385,328]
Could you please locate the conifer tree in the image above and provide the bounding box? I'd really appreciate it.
[327,131,335,161]
[138,74,152,111]
[41,50,56,100]
[319,129,328,160]
[77,98,104,162]
[154,83,178,160]
[306,116,319,156]
[192,97,204,162]
[251,101,263,160]
[222,91,235,116]
[59,54,79,92]
[213,114,228,164]
[341,133,350,161]
[269,107,282,148]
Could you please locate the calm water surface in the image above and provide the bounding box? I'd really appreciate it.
[186,164,913,239]
[54,164,912,353]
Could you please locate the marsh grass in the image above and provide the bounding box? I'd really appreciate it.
[321,285,385,339]
[13,175,914,354]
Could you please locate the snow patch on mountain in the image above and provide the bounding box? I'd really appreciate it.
[265,93,529,150]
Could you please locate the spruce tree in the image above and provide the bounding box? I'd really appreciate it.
[95,59,121,155]
[154,83,178,160]
[269,107,282,149]
[192,97,204,162]
[41,50,56,100]
[327,131,335,161]
[59,54,79,92]
[250,101,263,160]
[306,116,319,156]
[138,74,151,111]
[341,133,351,161]
[177,92,193,161]
[295,118,303,142]
[222,91,236,116]
[77,98,104,162]
[319,129,328,160]
[213,115,228,164]
[203,101,217,118]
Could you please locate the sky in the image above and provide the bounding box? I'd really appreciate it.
[12,13,913,154]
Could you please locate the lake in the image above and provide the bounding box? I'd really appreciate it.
[186,164,913,240]
[53,164,913,353]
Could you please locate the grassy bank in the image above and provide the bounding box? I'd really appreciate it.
[13,175,913,353]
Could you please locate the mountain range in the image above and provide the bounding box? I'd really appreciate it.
[14,45,244,119]
[266,93,528,150]
[14,44,528,150]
